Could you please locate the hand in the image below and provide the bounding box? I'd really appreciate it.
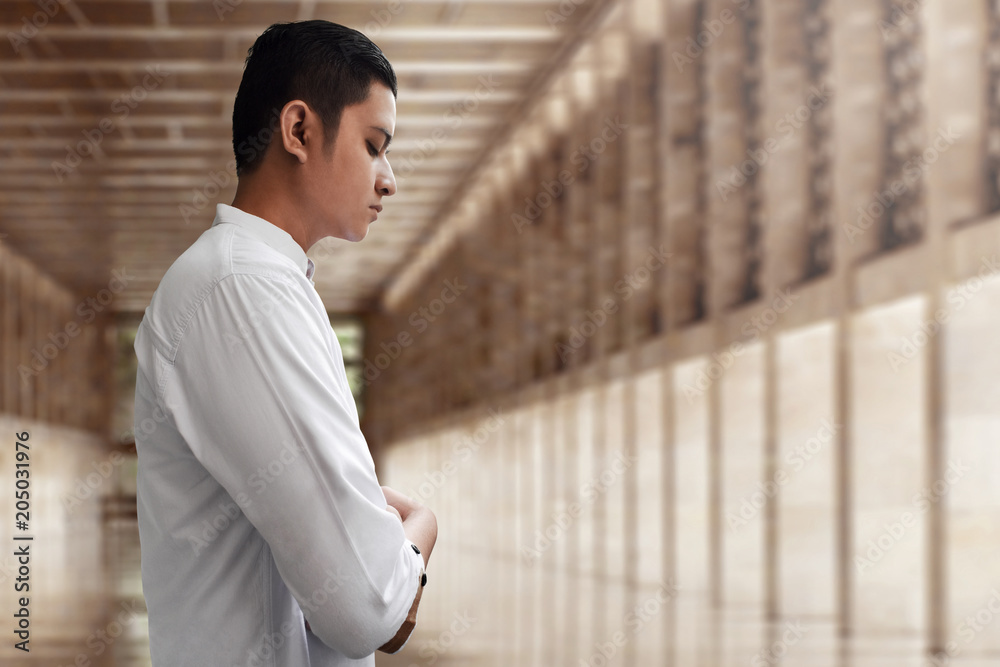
[376,485,437,654]
[380,485,437,569]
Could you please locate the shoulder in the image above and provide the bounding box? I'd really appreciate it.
[142,224,311,362]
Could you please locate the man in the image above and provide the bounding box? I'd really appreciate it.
[133,20,437,666]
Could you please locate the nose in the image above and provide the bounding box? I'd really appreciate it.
[376,159,396,197]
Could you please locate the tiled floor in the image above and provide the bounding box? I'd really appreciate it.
[0,519,149,667]
[7,316,1000,667]
[0,417,151,667]
[5,518,1000,667]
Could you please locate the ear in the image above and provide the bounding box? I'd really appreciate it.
[277,99,318,165]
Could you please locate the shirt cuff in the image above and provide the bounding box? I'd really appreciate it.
[379,541,426,654]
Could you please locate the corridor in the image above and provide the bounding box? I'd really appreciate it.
[2,0,1000,665]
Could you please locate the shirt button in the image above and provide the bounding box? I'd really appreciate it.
[411,544,420,555]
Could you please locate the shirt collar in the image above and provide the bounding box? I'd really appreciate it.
[211,203,316,282]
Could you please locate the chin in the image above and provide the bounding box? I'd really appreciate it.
[342,226,369,243]
[327,220,369,243]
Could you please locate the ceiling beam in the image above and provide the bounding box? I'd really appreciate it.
[0,90,520,107]
[0,26,560,40]
[383,0,622,307]
[0,59,535,74]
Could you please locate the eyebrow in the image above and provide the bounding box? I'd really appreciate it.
[370,126,393,150]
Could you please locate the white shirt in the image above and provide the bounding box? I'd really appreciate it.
[134,203,423,666]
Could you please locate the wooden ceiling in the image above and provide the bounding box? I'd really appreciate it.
[0,0,609,313]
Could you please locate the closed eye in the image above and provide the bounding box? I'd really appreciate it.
[366,141,379,157]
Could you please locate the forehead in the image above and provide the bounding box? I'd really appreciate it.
[342,82,396,132]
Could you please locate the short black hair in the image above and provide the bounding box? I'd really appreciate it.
[232,20,397,176]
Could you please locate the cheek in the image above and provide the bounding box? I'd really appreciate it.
[358,164,378,194]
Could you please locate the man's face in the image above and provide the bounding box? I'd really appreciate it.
[306,82,397,243]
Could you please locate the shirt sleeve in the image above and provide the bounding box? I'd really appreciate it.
[162,272,423,659]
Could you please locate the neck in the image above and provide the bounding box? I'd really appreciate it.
[231,169,312,253]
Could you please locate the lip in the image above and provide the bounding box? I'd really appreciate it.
[370,205,383,213]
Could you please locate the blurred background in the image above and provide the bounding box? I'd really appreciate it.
[1,0,1000,664]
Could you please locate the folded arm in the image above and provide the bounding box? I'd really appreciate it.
[167,274,426,658]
